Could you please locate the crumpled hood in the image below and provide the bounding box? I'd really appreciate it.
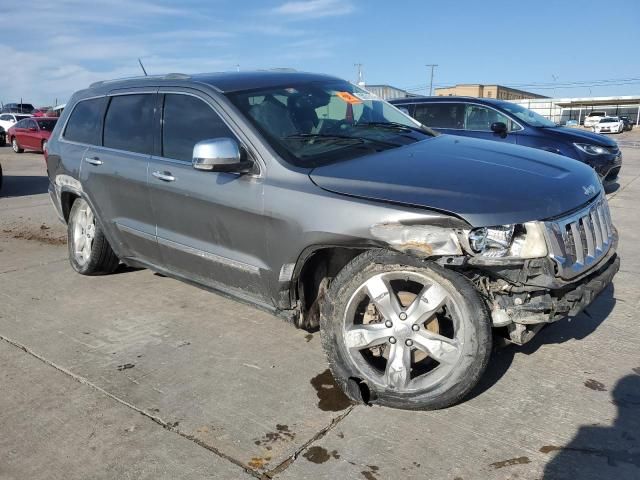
[309,135,602,226]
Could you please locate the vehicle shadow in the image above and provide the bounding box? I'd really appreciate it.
[542,373,640,479]
[604,182,620,194]
[468,284,616,400]
[0,175,50,197]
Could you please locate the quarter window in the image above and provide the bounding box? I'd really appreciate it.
[161,94,235,162]
[103,94,155,155]
[64,97,106,145]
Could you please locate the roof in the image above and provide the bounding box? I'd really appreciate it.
[389,96,509,105]
[86,70,344,94]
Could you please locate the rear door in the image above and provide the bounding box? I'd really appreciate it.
[14,119,32,148]
[147,89,269,302]
[78,91,161,264]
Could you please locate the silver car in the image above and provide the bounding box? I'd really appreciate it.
[46,71,619,410]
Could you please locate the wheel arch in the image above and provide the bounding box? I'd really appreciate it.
[292,244,371,329]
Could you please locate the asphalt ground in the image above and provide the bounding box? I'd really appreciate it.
[1,128,639,480]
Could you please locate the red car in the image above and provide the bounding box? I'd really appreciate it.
[32,107,52,117]
[8,117,58,154]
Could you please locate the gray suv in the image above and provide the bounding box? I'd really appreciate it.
[46,71,619,410]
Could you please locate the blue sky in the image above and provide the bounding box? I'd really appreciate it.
[1,0,639,106]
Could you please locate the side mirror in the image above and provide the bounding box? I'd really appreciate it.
[490,122,508,134]
[192,138,253,173]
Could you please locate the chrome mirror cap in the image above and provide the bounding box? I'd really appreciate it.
[192,138,241,171]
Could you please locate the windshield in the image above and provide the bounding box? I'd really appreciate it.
[600,118,617,123]
[498,102,556,127]
[37,119,57,131]
[588,111,606,117]
[226,81,435,166]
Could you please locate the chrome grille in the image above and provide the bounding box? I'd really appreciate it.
[544,195,614,279]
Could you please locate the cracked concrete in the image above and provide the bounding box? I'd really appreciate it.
[1,134,640,479]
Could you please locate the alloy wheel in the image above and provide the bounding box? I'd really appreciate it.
[342,271,464,393]
[72,204,96,266]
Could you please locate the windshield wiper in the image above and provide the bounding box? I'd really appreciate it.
[354,121,426,133]
[285,133,401,148]
[285,133,364,144]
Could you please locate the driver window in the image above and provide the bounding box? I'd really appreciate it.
[464,105,513,131]
[162,94,237,162]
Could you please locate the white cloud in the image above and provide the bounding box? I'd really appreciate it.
[272,0,355,19]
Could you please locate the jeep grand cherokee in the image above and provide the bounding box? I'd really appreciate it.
[45,71,619,410]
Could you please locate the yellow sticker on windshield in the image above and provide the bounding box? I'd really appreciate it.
[336,91,362,105]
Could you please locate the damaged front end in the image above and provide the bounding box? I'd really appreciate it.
[368,194,619,346]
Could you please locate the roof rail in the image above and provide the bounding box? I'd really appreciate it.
[89,73,191,88]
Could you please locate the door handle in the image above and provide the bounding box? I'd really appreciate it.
[84,157,103,166]
[152,171,176,182]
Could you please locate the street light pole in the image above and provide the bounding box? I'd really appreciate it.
[354,63,364,86]
[425,64,438,96]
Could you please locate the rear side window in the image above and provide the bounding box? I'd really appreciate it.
[414,103,465,129]
[161,94,235,162]
[64,98,106,145]
[103,94,155,155]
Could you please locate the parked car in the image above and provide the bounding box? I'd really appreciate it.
[390,97,622,187]
[32,106,53,117]
[0,113,32,132]
[0,126,6,146]
[619,116,634,131]
[8,117,57,153]
[1,103,35,114]
[46,71,619,410]
[593,117,624,134]
[584,110,607,128]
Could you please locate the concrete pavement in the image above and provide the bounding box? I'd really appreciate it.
[1,132,639,479]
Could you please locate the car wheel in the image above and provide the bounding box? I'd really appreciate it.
[67,197,120,275]
[41,139,47,153]
[11,137,23,153]
[320,250,492,410]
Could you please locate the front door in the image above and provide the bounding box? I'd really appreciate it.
[147,90,269,303]
[413,102,520,143]
[78,92,160,264]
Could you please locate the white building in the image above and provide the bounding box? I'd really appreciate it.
[509,95,640,125]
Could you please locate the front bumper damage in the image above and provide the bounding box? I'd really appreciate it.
[467,235,619,345]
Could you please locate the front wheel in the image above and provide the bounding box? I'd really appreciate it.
[320,250,492,410]
[67,198,119,275]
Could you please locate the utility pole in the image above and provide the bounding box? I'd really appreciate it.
[354,63,364,86]
[425,64,438,96]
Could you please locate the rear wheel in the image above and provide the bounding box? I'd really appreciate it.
[320,250,492,410]
[41,139,48,153]
[12,137,23,153]
[67,198,119,275]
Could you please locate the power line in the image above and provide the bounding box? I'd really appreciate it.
[399,76,640,93]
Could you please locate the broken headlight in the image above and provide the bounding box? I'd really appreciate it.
[467,223,547,259]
